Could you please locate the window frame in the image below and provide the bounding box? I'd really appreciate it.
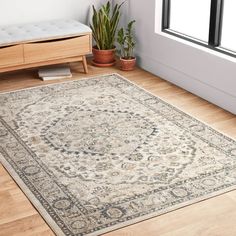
[162,0,236,58]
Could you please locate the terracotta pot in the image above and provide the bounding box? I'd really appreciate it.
[92,46,116,67]
[120,57,136,71]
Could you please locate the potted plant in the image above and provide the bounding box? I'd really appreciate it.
[90,1,123,67]
[117,20,136,71]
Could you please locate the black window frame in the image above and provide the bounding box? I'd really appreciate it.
[162,0,236,58]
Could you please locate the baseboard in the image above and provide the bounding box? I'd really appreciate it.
[136,52,236,115]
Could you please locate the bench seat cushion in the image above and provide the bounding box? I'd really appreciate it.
[0,19,92,47]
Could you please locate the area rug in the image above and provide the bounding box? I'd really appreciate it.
[1,74,236,236]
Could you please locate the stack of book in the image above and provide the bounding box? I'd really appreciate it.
[38,65,72,81]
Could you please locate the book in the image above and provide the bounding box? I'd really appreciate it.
[38,65,72,80]
[41,74,73,81]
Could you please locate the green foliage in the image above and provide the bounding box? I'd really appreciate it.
[90,1,123,50]
[117,20,136,59]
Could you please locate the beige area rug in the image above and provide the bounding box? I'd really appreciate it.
[1,74,236,236]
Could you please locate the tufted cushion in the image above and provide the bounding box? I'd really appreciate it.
[0,19,92,47]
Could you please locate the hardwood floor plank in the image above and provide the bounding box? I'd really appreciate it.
[0,215,53,236]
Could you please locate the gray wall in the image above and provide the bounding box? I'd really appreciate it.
[115,0,236,114]
[0,0,105,26]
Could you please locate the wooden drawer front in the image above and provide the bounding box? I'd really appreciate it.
[0,45,24,67]
[24,35,91,63]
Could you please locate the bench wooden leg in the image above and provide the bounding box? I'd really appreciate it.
[82,55,88,74]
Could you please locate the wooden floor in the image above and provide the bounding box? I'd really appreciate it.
[1,60,236,236]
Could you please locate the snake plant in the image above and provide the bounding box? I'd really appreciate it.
[90,1,123,50]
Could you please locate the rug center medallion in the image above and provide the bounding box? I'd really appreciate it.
[44,109,156,156]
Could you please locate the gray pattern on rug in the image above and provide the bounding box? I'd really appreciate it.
[0,74,236,236]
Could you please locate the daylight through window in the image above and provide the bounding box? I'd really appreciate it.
[162,0,236,57]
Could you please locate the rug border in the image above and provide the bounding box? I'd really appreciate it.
[2,150,236,236]
[1,73,236,236]
[113,73,236,142]
[0,73,115,95]
[0,153,65,236]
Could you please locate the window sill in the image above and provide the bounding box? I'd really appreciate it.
[158,29,236,63]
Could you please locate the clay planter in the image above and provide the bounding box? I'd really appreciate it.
[120,57,136,71]
[92,47,116,67]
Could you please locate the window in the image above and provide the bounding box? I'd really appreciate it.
[169,0,211,42]
[162,0,236,58]
[221,1,236,52]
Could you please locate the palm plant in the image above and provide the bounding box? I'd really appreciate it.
[90,1,124,50]
[117,20,136,59]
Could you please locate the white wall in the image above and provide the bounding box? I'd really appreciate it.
[115,0,236,114]
[0,0,106,26]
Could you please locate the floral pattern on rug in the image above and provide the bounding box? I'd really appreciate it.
[1,74,236,236]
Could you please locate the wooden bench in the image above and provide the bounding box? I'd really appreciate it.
[0,20,92,74]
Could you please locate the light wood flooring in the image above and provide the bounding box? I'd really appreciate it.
[0,60,236,236]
